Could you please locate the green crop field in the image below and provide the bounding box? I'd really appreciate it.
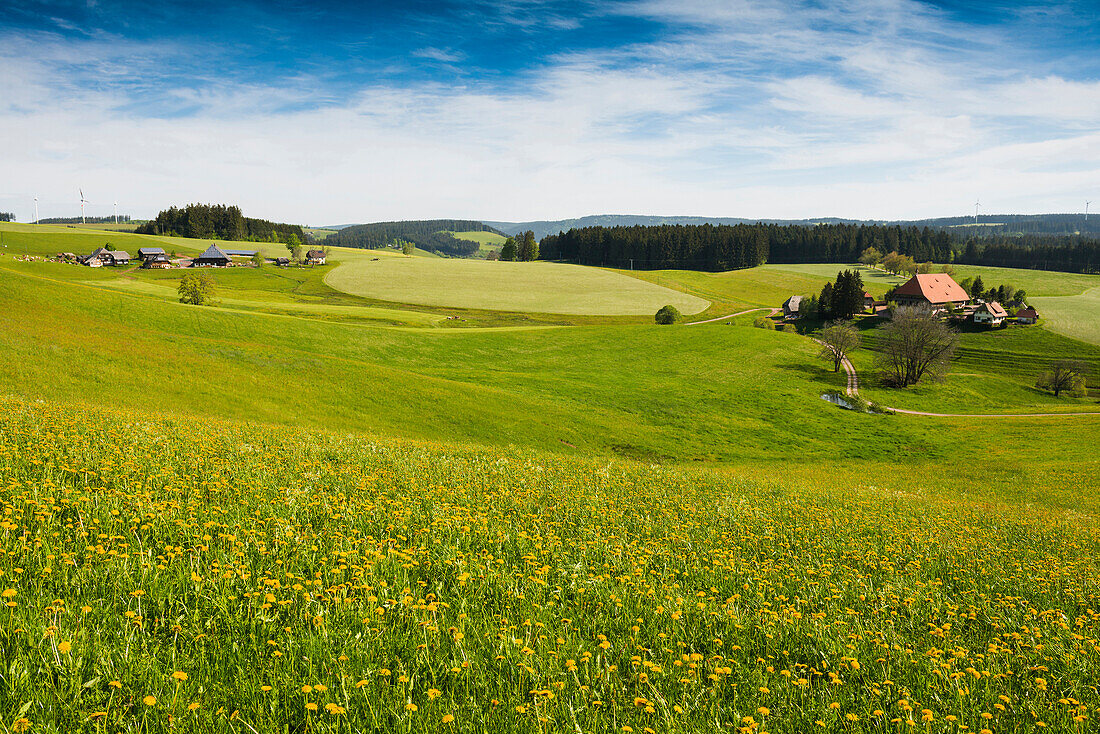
[2,224,1100,733]
[324,257,710,315]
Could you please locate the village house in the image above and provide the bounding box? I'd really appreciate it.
[890,273,969,310]
[224,249,258,259]
[137,247,166,262]
[141,253,172,269]
[305,249,327,265]
[973,301,1007,326]
[782,295,802,319]
[1016,307,1039,325]
[191,244,232,267]
[83,248,130,266]
[273,257,290,267]
[863,291,875,309]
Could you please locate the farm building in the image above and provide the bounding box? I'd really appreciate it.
[191,244,232,267]
[306,249,326,265]
[891,274,968,310]
[783,295,802,319]
[83,248,130,266]
[224,249,258,258]
[137,247,166,262]
[141,253,172,269]
[1016,307,1039,324]
[973,301,1007,326]
[273,257,290,267]
[863,292,875,309]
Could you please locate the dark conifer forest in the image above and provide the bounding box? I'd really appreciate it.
[135,204,305,243]
[538,223,1100,274]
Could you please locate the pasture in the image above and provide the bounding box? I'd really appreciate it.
[324,257,709,316]
[2,397,1099,733]
[3,224,1100,733]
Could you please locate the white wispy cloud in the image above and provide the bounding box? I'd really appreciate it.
[0,0,1096,223]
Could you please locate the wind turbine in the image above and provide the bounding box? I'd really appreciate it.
[34,195,39,225]
[114,201,118,224]
[1087,200,1091,222]
[974,199,980,224]
[79,189,87,224]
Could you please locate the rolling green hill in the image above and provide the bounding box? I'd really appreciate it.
[3,224,1100,733]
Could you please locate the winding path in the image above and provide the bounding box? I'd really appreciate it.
[829,343,1100,418]
[686,307,779,325]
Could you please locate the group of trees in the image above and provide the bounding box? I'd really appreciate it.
[499,231,538,261]
[37,216,131,224]
[956,276,1027,304]
[325,220,501,258]
[1036,360,1091,397]
[812,270,866,320]
[0,212,16,222]
[136,204,305,244]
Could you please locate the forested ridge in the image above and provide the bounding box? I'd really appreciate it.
[324,220,503,257]
[539,223,1100,274]
[135,204,305,243]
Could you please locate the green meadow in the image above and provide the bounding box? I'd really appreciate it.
[2,222,1100,732]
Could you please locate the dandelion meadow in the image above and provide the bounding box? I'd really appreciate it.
[2,397,1099,732]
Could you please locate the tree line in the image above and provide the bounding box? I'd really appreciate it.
[135,204,305,244]
[325,220,502,258]
[499,231,538,261]
[0,212,16,222]
[537,223,953,271]
[537,222,1099,274]
[37,216,132,224]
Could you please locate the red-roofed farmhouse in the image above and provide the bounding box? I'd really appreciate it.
[891,274,969,309]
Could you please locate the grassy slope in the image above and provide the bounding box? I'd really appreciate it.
[324,257,710,316]
[447,230,507,257]
[2,264,1097,474]
[3,398,1099,733]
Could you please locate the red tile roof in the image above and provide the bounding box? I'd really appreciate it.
[892,274,969,304]
[978,301,1007,318]
[1016,307,1038,319]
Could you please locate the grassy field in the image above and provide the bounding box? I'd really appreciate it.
[2,398,1099,733]
[4,225,1100,732]
[325,257,710,316]
[446,230,508,257]
[1032,286,1100,346]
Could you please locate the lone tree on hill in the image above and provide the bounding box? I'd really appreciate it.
[876,306,959,387]
[500,237,517,261]
[251,252,265,268]
[401,240,413,256]
[1036,360,1091,397]
[818,320,861,373]
[655,305,681,325]
[178,272,215,305]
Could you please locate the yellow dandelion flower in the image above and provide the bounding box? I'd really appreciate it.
[57,641,72,653]
[143,695,156,707]
[172,671,188,681]
[442,714,455,723]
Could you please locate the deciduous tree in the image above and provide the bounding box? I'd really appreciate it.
[876,306,959,387]
[818,320,861,373]
[1036,360,1090,397]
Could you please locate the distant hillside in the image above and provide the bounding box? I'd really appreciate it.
[485,215,862,241]
[488,212,1099,241]
[325,220,505,257]
[885,213,1099,236]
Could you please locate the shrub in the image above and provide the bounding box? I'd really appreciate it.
[178,272,216,305]
[753,317,775,330]
[655,305,681,325]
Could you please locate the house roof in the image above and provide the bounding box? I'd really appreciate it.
[195,244,231,261]
[1017,307,1038,318]
[977,301,1007,317]
[111,251,131,260]
[138,247,165,256]
[892,274,969,304]
[784,295,802,310]
[223,249,258,256]
[306,249,325,258]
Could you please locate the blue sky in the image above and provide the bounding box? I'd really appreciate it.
[1,0,1097,223]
